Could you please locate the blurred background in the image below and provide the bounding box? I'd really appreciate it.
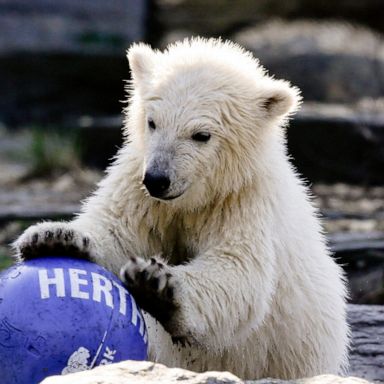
[1,0,384,307]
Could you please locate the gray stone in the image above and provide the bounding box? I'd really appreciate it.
[0,0,145,55]
[0,169,101,223]
[233,21,384,103]
[41,360,243,384]
[154,0,384,40]
[313,183,384,231]
[0,0,146,125]
[287,101,384,185]
[329,232,384,254]
[75,115,124,169]
[0,54,129,125]
[251,376,371,384]
[328,232,384,305]
[348,305,384,382]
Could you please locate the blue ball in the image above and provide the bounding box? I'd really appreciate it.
[0,257,147,384]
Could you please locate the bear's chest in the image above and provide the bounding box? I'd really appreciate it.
[147,222,197,266]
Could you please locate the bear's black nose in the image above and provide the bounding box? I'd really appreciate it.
[143,171,171,198]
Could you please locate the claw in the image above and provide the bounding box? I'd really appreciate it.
[139,269,149,281]
[166,286,174,300]
[82,237,89,248]
[45,231,54,240]
[31,234,39,244]
[63,230,74,241]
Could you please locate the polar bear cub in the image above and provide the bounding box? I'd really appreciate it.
[14,38,349,380]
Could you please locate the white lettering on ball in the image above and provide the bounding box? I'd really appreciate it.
[37,268,145,334]
[91,272,113,310]
[39,268,65,299]
[100,346,116,365]
[69,269,89,300]
[130,298,145,338]
[112,281,128,315]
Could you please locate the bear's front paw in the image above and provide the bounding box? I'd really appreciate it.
[120,256,178,328]
[13,222,94,261]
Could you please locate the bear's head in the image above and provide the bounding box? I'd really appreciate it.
[125,38,301,209]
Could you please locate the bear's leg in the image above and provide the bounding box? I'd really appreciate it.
[121,256,187,344]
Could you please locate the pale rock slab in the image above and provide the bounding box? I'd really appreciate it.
[41,361,372,384]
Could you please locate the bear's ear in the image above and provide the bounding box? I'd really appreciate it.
[260,80,301,119]
[127,43,156,88]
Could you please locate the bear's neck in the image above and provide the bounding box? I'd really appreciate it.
[140,181,268,265]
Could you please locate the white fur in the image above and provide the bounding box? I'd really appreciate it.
[15,38,349,380]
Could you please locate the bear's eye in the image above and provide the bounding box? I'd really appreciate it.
[148,118,156,130]
[191,132,211,142]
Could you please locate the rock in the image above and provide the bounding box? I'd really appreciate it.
[0,54,129,126]
[0,0,146,125]
[154,0,384,41]
[328,232,384,304]
[0,0,145,55]
[329,232,384,253]
[154,0,266,41]
[348,305,384,382]
[287,102,384,185]
[0,170,101,223]
[75,115,124,169]
[233,21,384,103]
[41,360,243,384]
[313,183,384,223]
[298,376,370,384]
